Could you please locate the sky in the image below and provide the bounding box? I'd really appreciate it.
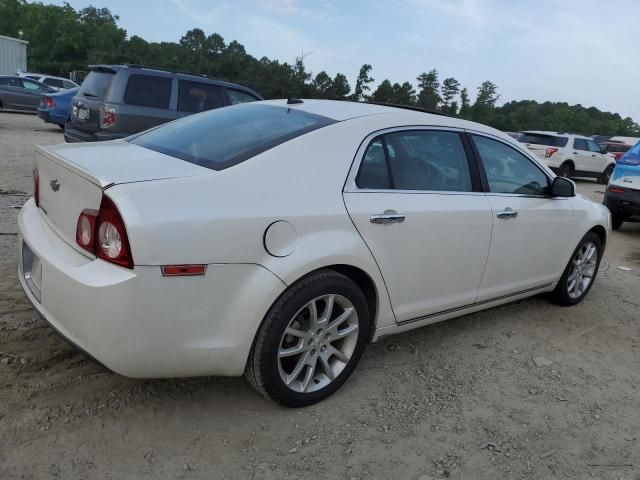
[48,0,640,121]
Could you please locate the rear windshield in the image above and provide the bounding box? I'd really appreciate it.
[519,133,568,147]
[77,71,114,100]
[129,104,336,170]
[604,144,630,153]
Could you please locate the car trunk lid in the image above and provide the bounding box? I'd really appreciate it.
[35,141,210,251]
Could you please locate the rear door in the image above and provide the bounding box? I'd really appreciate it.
[572,138,593,173]
[71,69,116,134]
[470,133,576,300]
[344,128,492,322]
[20,79,51,111]
[117,73,176,132]
[177,80,225,118]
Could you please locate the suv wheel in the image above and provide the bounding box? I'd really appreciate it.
[551,232,602,306]
[558,162,574,178]
[611,213,625,230]
[598,165,614,185]
[246,270,370,407]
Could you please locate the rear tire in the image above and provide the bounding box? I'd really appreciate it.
[246,270,370,407]
[558,162,574,178]
[551,232,602,306]
[611,213,624,230]
[598,165,614,185]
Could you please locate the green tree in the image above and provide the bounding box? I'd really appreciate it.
[351,64,374,101]
[312,71,333,98]
[370,79,394,103]
[441,77,460,113]
[459,87,471,118]
[391,81,415,105]
[416,69,441,110]
[473,81,499,123]
[330,73,351,100]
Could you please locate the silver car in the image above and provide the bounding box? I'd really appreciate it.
[0,76,54,112]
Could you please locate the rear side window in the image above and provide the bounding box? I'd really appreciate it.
[129,103,336,171]
[124,74,172,109]
[178,80,224,113]
[573,138,588,151]
[227,89,258,104]
[357,130,472,192]
[43,78,64,88]
[78,71,114,100]
[519,133,568,147]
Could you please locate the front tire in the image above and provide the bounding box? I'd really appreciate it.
[598,165,614,185]
[246,270,370,407]
[551,232,602,306]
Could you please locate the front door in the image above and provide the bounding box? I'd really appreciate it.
[470,133,576,301]
[344,129,493,322]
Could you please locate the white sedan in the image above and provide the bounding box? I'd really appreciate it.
[18,100,611,406]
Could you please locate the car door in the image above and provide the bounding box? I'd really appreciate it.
[470,133,576,301]
[572,138,593,173]
[177,80,225,118]
[20,79,50,111]
[0,77,26,109]
[343,128,493,322]
[586,139,611,173]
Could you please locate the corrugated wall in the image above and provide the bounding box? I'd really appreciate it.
[0,36,28,75]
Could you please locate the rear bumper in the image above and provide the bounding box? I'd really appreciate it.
[64,125,130,143]
[604,187,640,217]
[37,108,51,123]
[17,198,286,378]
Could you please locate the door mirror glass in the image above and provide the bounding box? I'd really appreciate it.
[551,176,575,197]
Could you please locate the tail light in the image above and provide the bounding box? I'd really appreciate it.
[545,147,559,158]
[43,97,55,108]
[100,105,117,129]
[75,195,133,269]
[33,167,40,207]
[608,186,625,194]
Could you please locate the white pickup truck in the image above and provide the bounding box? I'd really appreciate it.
[518,131,616,184]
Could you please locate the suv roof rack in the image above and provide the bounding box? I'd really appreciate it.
[362,101,451,117]
[125,64,219,80]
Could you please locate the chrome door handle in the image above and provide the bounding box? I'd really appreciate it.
[496,208,518,219]
[370,213,406,224]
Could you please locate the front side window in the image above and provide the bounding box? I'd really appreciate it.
[124,74,172,109]
[573,138,588,151]
[178,80,224,113]
[129,103,335,171]
[227,89,259,105]
[472,135,549,195]
[587,140,602,153]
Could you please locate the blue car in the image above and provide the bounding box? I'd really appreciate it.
[37,87,79,129]
[603,140,640,230]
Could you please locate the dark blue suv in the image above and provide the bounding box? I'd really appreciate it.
[603,140,640,230]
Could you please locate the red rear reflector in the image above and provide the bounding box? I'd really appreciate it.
[545,147,559,158]
[161,265,207,277]
[608,187,625,194]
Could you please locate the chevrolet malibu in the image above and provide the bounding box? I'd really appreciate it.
[18,100,611,406]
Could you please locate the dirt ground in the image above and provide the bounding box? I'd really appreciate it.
[1,112,639,480]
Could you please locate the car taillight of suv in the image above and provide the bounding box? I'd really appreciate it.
[100,105,117,129]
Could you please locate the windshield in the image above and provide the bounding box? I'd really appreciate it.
[77,71,114,100]
[519,133,568,147]
[129,103,336,171]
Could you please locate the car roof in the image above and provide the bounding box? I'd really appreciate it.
[259,99,488,128]
[522,130,591,139]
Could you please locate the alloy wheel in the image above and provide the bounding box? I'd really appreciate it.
[277,294,359,393]
[566,242,597,299]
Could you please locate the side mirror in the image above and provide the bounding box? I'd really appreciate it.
[600,146,607,154]
[551,176,575,197]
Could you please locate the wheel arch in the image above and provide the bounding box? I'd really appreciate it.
[588,224,607,249]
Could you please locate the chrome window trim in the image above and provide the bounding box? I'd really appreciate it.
[344,125,470,194]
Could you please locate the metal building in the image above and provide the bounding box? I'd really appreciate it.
[0,35,28,75]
